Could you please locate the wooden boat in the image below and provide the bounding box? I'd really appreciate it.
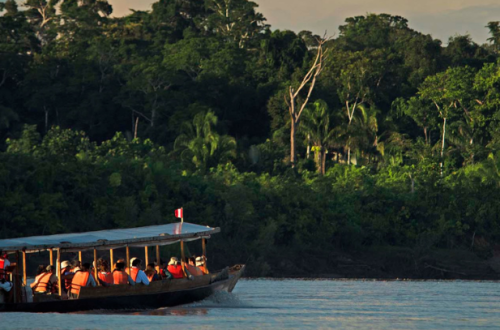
[0,221,245,313]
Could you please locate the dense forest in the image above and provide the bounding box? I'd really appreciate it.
[2,0,500,278]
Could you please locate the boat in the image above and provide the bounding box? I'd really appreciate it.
[0,221,245,313]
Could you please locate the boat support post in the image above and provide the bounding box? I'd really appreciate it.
[126,246,130,274]
[156,245,160,271]
[202,238,207,268]
[93,248,98,285]
[57,248,62,297]
[110,249,114,271]
[144,246,149,266]
[22,250,26,286]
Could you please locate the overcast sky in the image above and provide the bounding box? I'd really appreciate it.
[21,0,500,44]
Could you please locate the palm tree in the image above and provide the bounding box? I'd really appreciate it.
[478,151,500,187]
[173,111,236,173]
[447,120,482,166]
[487,21,500,52]
[349,104,379,164]
[300,100,340,175]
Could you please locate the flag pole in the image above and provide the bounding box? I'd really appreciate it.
[180,207,186,276]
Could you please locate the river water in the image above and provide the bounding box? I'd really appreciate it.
[1,279,499,329]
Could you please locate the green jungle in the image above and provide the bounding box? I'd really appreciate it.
[2,0,500,279]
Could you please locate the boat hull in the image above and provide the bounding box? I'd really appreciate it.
[0,265,245,313]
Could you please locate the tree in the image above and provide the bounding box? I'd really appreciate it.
[324,48,385,164]
[284,37,328,166]
[394,97,437,145]
[486,22,500,53]
[23,0,60,47]
[300,100,338,174]
[419,66,476,173]
[203,0,268,48]
[172,111,236,173]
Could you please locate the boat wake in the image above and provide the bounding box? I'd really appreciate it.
[186,290,246,308]
[77,291,250,316]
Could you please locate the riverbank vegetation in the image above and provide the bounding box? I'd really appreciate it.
[2,0,500,278]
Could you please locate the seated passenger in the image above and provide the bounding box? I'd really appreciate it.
[97,259,113,286]
[0,251,11,280]
[156,259,173,280]
[112,262,135,285]
[70,263,96,299]
[59,260,74,298]
[186,257,203,276]
[31,265,58,294]
[167,257,185,279]
[129,258,150,285]
[144,263,160,282]
[196,257,209,275]
[70,259,81,273]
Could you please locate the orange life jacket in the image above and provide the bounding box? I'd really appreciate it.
[167,265,184,279]
[146,271,155,282]
[98,272,113,285]
[198,266,209,274]
[61,268,72,291]
[130,268,140,282]
[34,273,52,293]
[70,271,90,296]
[113,270,129,285]
[186,264,203,276]
[0,258,5,280]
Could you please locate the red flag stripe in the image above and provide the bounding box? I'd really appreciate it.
[175,208,183,218]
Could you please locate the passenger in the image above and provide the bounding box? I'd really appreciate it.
[126,257,137,274]
[112,262,135,286]
[0,251,10,280]
[70,263,96,299]
[129,258,150,285]
[186,257,203,276]
[167,257,185,279]
[97,259,113,286]
[144,263,160,282]
[70,259,81,273]
[156,259,173,280]
[32,265,58,294]
[196,257,209,275]
[31,265,58,293]
[60,260,74,295]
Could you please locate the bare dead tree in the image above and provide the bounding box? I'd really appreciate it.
[284,36,329,166]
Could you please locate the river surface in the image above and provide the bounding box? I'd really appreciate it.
[1,279,499,329]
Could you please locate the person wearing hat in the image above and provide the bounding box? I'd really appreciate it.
[196,256,209,275]
[60,260,75,297]
[166,257,185,279]
[129,258,150,285]
[186,257,203,276]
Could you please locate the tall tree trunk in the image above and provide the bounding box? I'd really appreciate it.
[440,117,446,176]
[285,38,329,168]
[306,134,311,159]
[290,119,296,165]
[347,138,351,165]
[314,147,322,174]
[321,149,327,175]
[424,127,428,145]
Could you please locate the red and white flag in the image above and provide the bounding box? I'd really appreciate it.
[175,208,183,219]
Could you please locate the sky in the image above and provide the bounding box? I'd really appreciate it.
[107,0,500,44]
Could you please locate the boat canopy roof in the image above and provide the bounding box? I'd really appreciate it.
[0,222,219,254]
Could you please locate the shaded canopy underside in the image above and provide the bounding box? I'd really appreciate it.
[0,222,219,253]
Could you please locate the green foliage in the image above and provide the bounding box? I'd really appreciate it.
[4,6,500,275]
